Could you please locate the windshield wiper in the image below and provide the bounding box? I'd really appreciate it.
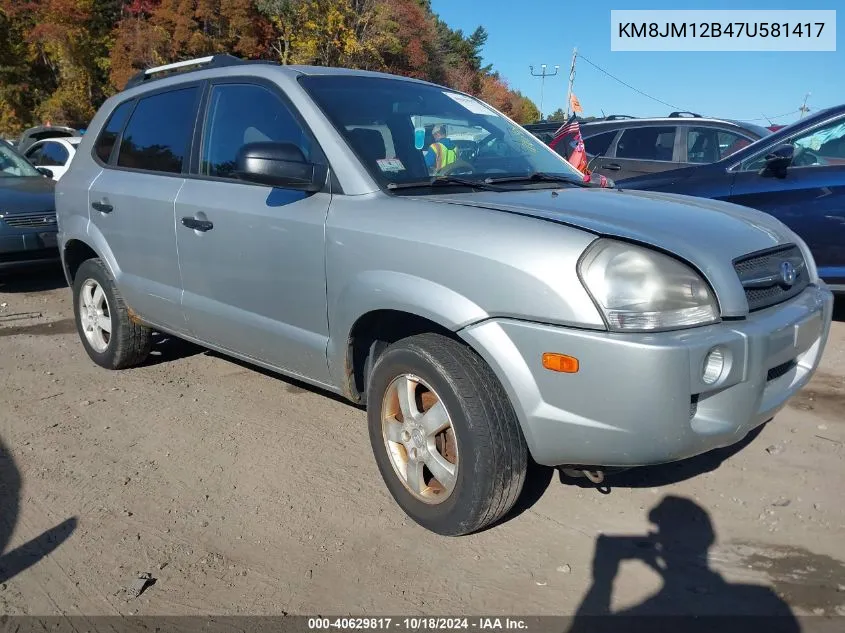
[483,172,594,187]
[387,176,505,192]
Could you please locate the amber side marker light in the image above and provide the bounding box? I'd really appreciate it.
[542,353,579,373]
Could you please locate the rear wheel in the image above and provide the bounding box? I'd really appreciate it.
[367,333,527,536]
[72,258,152,369]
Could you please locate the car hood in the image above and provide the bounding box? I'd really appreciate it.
[425,187,803,317]
[0,177,56,214]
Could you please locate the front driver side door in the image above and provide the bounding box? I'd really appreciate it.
[726,114,845,287]
[175,79,333,385]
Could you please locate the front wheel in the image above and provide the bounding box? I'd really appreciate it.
[367,333,527,536]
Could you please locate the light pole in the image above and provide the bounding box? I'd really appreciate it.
[530,63,559,121]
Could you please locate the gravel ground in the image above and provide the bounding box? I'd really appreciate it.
[1,265,843,619]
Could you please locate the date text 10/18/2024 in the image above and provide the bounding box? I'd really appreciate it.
[308,618,528,630]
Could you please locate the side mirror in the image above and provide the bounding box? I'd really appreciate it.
[760,143,794,178]
[234,142,327,192]
[37,167,54,178]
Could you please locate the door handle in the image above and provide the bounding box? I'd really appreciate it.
[824,215,845,224]
[181,217,214,232]
[91,201,113,214]
[602,163,622,171]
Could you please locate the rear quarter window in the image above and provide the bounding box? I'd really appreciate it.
[94,100,135,164]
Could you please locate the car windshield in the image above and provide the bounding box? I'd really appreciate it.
[0,142,40,177]
[299,75,585,191]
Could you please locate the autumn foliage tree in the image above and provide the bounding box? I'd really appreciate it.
[0,0,540,136]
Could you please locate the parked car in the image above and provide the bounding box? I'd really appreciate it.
[530,113,771,182]
[17,124,82,154]
[56,55,833,536]
[524,115,635,144]
[23,137,82,180]
[619,105,845,293]
[0,141,59,271]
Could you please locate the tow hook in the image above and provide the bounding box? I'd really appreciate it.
[561,468,605,484]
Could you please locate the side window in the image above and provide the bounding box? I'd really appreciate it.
[117,87,198,173]
[94,100,134,164]
[616,126,676,161]
[25,145,44,165]
[40,142,69,166]
[583,130,618,157]
[718,131,752,159]
[742,117,845,171]
[201,83,315,179]
[686,128,720,163]
[795,119,845,164]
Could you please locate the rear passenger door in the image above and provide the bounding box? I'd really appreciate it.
[595,126,680,180]
[88,85,201,333]
[174,79,333,384]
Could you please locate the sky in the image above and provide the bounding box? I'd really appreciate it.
[429,0,844,126]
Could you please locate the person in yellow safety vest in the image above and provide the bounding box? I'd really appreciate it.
[425,124,458,172]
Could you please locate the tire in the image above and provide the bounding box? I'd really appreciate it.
[72,258,152,369]
[367,333,527,536]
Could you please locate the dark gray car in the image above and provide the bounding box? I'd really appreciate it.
[528,113,772,181]
[0,142,59,271]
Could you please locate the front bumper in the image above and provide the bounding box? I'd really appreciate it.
[459,284,833,467]
[0,230,59,269]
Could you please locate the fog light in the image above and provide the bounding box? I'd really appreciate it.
[702,347,725,384]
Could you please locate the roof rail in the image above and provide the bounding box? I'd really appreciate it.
[602,114,636,120]
[123,54,272,90]
[668,111,702,118]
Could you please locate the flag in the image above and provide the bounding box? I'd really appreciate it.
[549,115,611,188]
[569,93,583,114]
[551,116,588,173]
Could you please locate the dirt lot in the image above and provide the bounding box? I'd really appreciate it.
[1,266,844,619]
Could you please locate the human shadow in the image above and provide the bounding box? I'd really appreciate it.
[0,438,77,585]
[567,495,800,633]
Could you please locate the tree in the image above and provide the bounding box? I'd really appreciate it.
[0,0,540,136]
[547,108,567,122]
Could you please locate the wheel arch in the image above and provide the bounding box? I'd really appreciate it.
[330,272,491,405]
[60,222,120,286]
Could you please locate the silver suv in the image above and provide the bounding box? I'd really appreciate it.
[56,55,834,536]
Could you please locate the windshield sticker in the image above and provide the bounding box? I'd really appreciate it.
[443,92,496,116]
[377,158,406,172]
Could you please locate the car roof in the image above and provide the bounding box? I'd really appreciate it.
[581,116,766,133]
[121,54,443,95]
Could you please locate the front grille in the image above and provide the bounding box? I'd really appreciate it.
[1,211,57,229]
[733,245,809,312]
[767,360,797,382]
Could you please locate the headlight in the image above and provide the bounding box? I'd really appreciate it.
[578,239,719,332]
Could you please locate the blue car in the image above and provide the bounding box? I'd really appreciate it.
[0,140,58,272]
[620,105,845,293]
